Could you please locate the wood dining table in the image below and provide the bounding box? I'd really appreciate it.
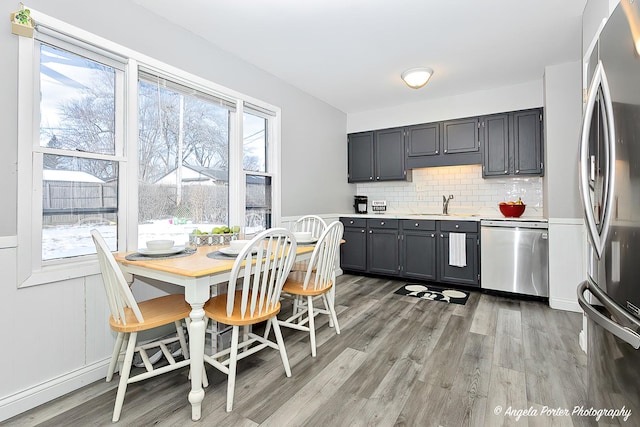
[113,242,315,421]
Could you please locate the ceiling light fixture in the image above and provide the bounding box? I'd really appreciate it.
[401,67,434,89]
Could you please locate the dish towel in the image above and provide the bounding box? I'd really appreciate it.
[449,233,467,267]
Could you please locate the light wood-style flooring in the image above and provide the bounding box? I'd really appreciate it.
[4,274,589,427]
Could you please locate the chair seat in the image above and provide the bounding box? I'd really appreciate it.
[109,294,191,333]
[282,270,333,297]
[205,290,281,326]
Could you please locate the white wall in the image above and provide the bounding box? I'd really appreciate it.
[543,61,584,313]
[347,80,543,133]
[0,0,351,420]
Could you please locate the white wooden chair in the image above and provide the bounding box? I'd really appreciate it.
[294,214,327,238]
[291,215,327,272]
[91,229,192,423]
[278,220,343,357]
[202,228,297,412]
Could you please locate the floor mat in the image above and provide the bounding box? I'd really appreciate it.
[394,283,470,305]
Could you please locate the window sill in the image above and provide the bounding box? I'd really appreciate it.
[18,257,101,288]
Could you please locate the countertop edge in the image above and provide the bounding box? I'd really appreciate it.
[338,213,548,222]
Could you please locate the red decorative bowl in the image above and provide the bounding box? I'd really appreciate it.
[499,203,526,218]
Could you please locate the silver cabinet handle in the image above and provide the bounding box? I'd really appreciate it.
[455,224,459,228]
[415,223,419,227]
[369,230,372,233]
[577,280,640,349]
[440,234,444,238]
[435,150,439,154]
[444,149,448,153]
[381,221,385,225]
[515,169,520,173]
[369,176,373,180]
[361,229,365,233]
[350,220,354,224]
[504,170,508,174]
[430,233,435,238]
[376,176,380,180]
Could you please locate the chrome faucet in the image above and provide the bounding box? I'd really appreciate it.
[443,194,454,215]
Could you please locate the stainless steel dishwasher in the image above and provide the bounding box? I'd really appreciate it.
[480,219,549,297]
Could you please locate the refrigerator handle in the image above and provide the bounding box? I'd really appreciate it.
[577,280,640,349]
[578,60,616,259]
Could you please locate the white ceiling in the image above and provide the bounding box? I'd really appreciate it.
[134,0,587,114]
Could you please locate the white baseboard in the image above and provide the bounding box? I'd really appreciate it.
[579,329,588,353]
[0,359,109,422]
[549,296,582,313]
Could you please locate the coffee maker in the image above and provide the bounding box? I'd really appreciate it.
[354,196,368,214]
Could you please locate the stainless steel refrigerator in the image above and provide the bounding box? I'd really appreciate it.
[577,1,640,424]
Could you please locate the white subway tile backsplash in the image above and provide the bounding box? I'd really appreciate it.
[356,164,543,212]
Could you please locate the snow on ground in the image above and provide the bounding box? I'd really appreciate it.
[43,219,262,260]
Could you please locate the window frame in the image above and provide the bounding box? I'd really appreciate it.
[16,9,281,288]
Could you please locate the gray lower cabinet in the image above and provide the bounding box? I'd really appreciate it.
[400,220,437,281]
[340,218,367,271]
[367,218,399,275]
[438,221,479,286]
[340,217,480,287]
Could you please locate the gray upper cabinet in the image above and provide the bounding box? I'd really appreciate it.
[442,117,480,154]
[407,122,440,157]
[405,118,482,169]
[482,114,510,176]
[482,108,544,178]
[347,131,374,182]
[513,109,543,176]
[347,128,407,183]
[375,128,407,181]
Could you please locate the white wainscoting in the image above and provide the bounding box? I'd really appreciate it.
[548,218,586,312]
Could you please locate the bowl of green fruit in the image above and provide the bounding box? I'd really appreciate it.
[189,226,241,246]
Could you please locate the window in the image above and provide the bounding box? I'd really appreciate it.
[243,104,276,234]
[37,40,124,260]
[17,12,281,287]
[137,72,234,246]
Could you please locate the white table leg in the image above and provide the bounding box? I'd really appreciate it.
[187,302,206,421]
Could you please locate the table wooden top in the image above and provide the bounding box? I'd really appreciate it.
[114,244,315,278]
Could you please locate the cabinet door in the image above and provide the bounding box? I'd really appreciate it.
[340,226,367,271]
[482,114,510,177]
[407,122,440,157]
[375,128,406,181]
[442,117,480,154]
[513,109,543,176]
[348,132,374,182]
[368,228,399,275]
[438,232,479,287]
[401,229,437,280]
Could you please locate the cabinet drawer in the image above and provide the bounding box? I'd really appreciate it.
[367,218,398,229]
[439,220,478,233]
[400,220,436,231]
[341,217,367,228]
